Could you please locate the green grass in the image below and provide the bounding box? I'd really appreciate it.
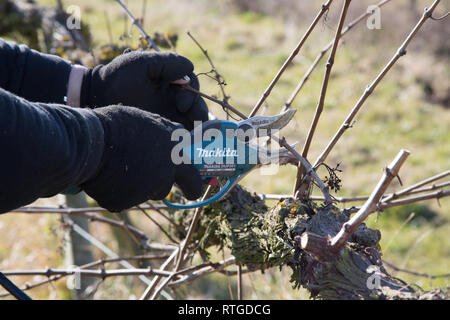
[1,0,447,299]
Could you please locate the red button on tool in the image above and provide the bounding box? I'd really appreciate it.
[208,178,219,186]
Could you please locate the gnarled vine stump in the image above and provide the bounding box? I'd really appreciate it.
[177,185,448,300]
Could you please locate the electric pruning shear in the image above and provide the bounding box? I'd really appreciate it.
[162,109,298,209]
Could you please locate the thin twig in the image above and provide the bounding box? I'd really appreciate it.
[0,254,170,297]
[116,0,159,51]
[383,260,450,279]
[284,0,392,110]
[187,31,229,107]
[248,0,335,117]
[262,193,368,202]
[1,257,235,281]
[382,170,450,202]
[299,150,410,261]
[168,257,236,288]
[140,0,147,28]
[329,149,410,251]
[11,204,167,214]
[65,217,174,299]
[294,0,352,197]
[175,184,211,271]
[277,137,332,204]
[378,189,450,211]
[112,211,144,248]
[261,179,449,203]
[181,84,247,119]
[430,11,450,20]
[384,213,415,253]
[137,205,179,244]
[1,268,174,278]
[74,211,149,242]
[313,0,442,168]
[146,202,186,236]
[345,189,450,214]
[237,264,243,300]
[148,186,214,300]
[104,10,114,44]
[139,247,179,300]
[301,0,351,158]
[0,256,236,298]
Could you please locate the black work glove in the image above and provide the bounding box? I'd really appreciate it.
[81,106,203,212]
[80,51,209,130]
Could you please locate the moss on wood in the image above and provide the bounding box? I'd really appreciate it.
[172,185,449,300]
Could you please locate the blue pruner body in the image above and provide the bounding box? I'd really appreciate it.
[163,119,259,209]
[163,109,297,209]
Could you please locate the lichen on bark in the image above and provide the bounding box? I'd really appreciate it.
[171,184,448,300]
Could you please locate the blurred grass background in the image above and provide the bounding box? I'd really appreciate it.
[0,0,449,299]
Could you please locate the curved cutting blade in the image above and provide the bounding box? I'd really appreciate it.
[238,109,296,134]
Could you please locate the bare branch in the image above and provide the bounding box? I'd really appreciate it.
[294,0,352,197]
[168,257,236,288]
[262,193,368,203]
[378,189,450,211]
[248,0,335,117]
[116,0,235,121]
[139,247,179,300]
[300,149,410,261]
[277,137,332,204]
[329,149,410,251]
[313,0,442,168]
[383,260,450,279]
[1,267,174,279]
[146,202,186,237]
[87,211,149,241]
[137,205,179,244]
[237,264,243,300]
[0,254,169,297]
[382,170,450,202]
[147,186,215,300]
[116,0,159,50]
[261,179,449,203]
[187,31,230,107]
[343,189,450,214]
[284,0,392,110]
[9,208,151,244]
[301,0,351,159]
[180,84,246,119]
[11,204,167,214]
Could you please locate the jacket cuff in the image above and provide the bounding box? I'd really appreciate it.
[20,46,72,104]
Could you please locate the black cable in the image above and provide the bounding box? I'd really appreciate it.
[0,272,32,300]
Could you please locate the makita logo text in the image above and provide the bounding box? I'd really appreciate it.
[196,148,238,158]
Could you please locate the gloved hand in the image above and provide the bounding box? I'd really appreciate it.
[81,105,203,212]
[80,51,209,130]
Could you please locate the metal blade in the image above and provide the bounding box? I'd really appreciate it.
[238,109,296,133]
[255,141,299,165]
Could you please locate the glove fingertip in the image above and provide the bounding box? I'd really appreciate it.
[177,55,194,74]
[191,96,209,122]
[163,54,194,81]
[175,89,194,113]
[175,165,203,200]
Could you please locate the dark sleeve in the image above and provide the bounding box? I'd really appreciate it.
[0,88,104,213]
[0,38,72,104]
